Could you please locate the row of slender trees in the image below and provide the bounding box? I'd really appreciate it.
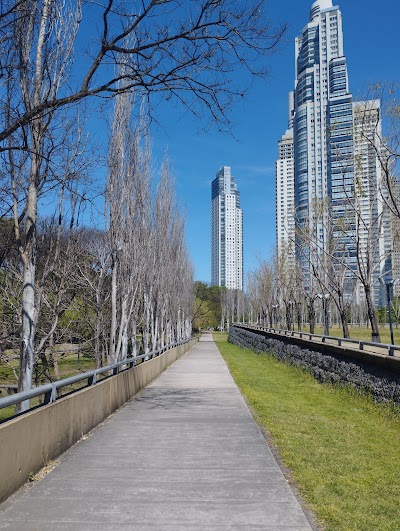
[0,0,286,407]
[106,92,193,365]
[246,243,399,343]
[0,94,194,404]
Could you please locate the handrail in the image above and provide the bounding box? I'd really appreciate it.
[232,324,400,357]
[0,339,190,412]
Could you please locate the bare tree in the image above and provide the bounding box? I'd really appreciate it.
[294,198,355,338]
[274,249,298,331]
[106,87,194,362]
[106,92,151,364]
[0,0,286,400]
[0,0,287,145]
[1,1,91,407]
[74,230,111,368]
[151,159,181,349]
[5,107,91,408]
[247,261,274,327]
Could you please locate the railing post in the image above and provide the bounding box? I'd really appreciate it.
[44,389,52,405]
[44,385,56,405]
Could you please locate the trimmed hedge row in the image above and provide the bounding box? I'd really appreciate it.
[228,326,400,405]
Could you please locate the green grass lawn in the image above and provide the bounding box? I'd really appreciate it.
[214,332,400,531]
[0,352,96,385]
[246,324,400,344]
[312,325,400,344]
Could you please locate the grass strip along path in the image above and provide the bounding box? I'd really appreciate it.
[214,332,400,531]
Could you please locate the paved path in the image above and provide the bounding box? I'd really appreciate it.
[0,334,313,530]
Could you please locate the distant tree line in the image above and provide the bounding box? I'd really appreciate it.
[193,282,249,331]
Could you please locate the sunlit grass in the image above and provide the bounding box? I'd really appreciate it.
[273,324,400,344]
[214,332,400,531]
[0,352,96,386]
[312,325,400,344]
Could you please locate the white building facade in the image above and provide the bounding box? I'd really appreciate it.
[211,166,243,290]
[390,181,400,297]
[276,128,295,267]
[352,100,391,306]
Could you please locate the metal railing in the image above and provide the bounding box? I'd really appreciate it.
[0,339,190,414]
[233,324,400,358]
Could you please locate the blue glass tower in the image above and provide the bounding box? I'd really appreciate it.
[276,0,389,307]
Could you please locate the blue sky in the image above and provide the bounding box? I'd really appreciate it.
[147,0,400,283]
[82,1,399,284]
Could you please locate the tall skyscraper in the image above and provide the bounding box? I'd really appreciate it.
[294,0,353,282]
[211,166,243,290]
[276,0,389,306]
[276,93,295,267]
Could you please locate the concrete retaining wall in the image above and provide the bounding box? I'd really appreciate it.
[0,339,197,504]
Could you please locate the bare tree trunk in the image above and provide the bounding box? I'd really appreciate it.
[340,309,350,338]
[309,303,316,334]
[160,312,165,349]
[95,310,102,368]
[109,257,118,363]
[17,180,37,410]
[324,301,330,336]
[176,309,181,342]
[47,331,60,381]
[296,304,302,332]
[285,303,291,330]
[365,286,380,342]
[153,313,159,351]
[144,291,150,355]
[150,302,158,350]
[116,297,128,361]
[131,318,137,357]
[114,295,128,361]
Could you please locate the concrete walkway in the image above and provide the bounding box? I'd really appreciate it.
[0,334,314,530]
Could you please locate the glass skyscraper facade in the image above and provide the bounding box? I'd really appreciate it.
[276,0,389,306]
[211,166,243,290]
[294,0,351,281]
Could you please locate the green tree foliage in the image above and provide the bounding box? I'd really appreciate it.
[192,281,225,331]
